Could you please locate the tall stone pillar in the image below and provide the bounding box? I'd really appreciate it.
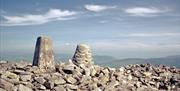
[72,44,93,66]
[33,36,55,70]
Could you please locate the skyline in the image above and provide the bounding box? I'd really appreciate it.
[0,0,180,59]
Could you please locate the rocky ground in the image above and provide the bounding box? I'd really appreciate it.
[0,61,179,91]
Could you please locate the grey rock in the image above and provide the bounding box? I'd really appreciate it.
[62,64,75,74]
[49,73,66,85]
[1,71,19,79]
[20,75,31,81]
[17,84,32,91]
[0,79,14,91]
[34,77,46,84]
[44,81,54,89]
[127,75,133,80]
[119,67,125,72]
[66,76,77,84]
[66,84,78,90]
[13,69,32,75]
[107,80,119,88]
[33,36,55,70]
[54,77,66,85]
[0,88,6,91]
[0,63,13,72]
[54,85,66,91]
[36,84,46,90]
[135,81,141,88]
[15,61,29,69]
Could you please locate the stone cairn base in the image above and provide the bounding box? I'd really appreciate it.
[0,36,179,91]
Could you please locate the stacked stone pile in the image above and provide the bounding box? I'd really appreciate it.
[72,44,94,66]
[0,36,179,91]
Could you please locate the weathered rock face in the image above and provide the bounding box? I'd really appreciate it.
[72,44,93,66]
[33,36,55,70]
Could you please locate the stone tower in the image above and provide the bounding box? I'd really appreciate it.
[72,44,93,66]
[33,36,55,70]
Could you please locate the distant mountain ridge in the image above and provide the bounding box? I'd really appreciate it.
[98,55,180,68]
[1,53,179,68]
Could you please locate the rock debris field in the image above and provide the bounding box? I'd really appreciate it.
[0,36,180,91]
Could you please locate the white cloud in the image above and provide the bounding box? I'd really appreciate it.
[91,42,180,52]
[0,9,77,26]
[125,7,167,17]
[65,43,70,46]
[85,4,116,12]
[99,20,108,23]
[118,32,180,37]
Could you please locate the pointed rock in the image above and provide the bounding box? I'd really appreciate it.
[72,44,93,66]
[33,36,55,70]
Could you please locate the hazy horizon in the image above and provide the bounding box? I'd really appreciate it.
[0,0,180,59]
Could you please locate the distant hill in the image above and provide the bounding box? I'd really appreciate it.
[55,54,117,65]
[1,53,179,68]
[100,55,180,68]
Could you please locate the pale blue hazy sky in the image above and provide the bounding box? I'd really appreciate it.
[0,0,180,59]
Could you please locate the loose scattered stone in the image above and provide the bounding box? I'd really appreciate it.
[34,77,46,84]
[44,80,54,89]
[13,69,32,75]
[66,84,78,90]
[66,76,77,84]
[20,75,31,81]
[17,84,32,91]
[0,79,14,91]
[1,71,19,79]
[36,84,46,90]
[54,77,66,85]
[54,85,66,91]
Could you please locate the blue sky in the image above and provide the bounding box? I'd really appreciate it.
[0,0,180,59]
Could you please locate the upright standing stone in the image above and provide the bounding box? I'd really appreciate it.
[72,44,93,66]
[33,36,55,70]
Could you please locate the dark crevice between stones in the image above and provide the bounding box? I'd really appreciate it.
[63,69,73,74]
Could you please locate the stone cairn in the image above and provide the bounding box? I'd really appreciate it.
[33,36,55,70]
[0,36,179,91]
[72,44,94,66]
